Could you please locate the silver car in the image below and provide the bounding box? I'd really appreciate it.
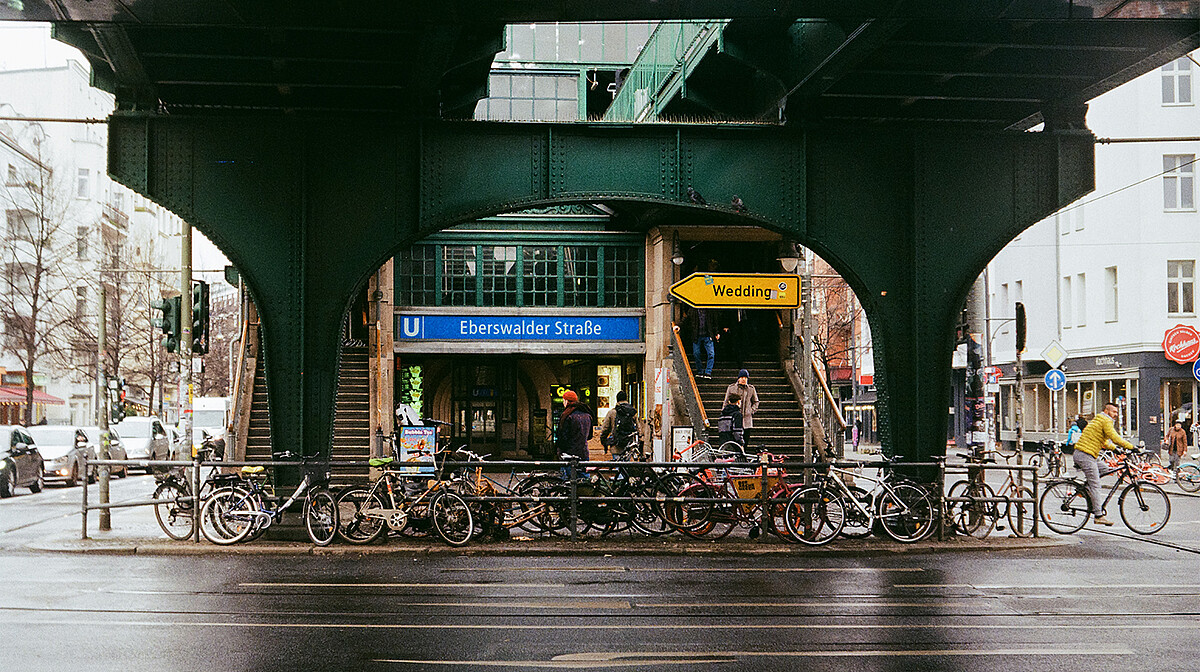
[80,427,130,479]
[27,426,95,487]
[113,417,171,473]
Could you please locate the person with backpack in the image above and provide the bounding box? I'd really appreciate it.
[600,391,639,457]
[718,391,745,448]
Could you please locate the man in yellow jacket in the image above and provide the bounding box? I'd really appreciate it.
[1072,402,1133,526]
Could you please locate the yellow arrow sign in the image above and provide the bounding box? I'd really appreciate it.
[669,273,801,309]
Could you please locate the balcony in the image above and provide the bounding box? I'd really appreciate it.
[102,202,129,230]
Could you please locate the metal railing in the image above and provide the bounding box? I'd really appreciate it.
[603,20,728,122]
[77,453,1044,544]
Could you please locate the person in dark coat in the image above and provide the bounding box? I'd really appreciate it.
[556,390,593,461]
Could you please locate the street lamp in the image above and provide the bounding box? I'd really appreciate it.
[671,231,685,267]
[777,239,800,273]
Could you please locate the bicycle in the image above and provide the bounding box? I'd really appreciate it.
[665,452,803,542]
[1175,452,1200,493]
[1040,446,1171,535]
[151,434,229,540]
[1030,440,1068,480]
[200,452,339,546]
[446,449,564,540]
[946,450,1035,539]
[335,449,473,546]
[785,458,937,545]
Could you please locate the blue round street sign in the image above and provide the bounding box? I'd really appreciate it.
[1044,369,1066,392]
[1193,360,1200,383]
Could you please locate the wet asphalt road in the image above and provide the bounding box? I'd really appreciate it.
[2,471,1200,670]
[2,531,1200,669]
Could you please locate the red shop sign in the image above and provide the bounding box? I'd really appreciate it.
[1162,324,1200,364]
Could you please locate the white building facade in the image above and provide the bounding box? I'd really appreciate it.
[988,50,1198,447]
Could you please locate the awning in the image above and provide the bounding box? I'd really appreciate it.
[0,387,65,406]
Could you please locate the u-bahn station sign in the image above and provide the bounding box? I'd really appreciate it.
[669,273,801,309]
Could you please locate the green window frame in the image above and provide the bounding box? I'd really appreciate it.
[396,242,642,308]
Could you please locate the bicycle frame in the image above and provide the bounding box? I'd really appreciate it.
[823,464,914,524]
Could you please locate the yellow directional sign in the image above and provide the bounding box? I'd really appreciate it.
[669,273,801,309]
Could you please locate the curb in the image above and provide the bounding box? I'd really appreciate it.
[22,534,1073,557]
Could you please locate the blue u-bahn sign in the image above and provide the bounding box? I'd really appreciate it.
[397,314,641,341]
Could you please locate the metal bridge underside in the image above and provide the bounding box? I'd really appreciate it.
[4,1,1195,462]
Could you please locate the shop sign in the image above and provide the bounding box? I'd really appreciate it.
[1162,324,1200,364]
[397,315,640,341]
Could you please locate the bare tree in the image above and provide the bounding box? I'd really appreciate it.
[809,263,865,389]
[0,140,85,424]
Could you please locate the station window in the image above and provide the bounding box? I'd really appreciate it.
[395,241,642,308]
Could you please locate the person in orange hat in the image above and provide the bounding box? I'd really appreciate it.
[556,389,593,461]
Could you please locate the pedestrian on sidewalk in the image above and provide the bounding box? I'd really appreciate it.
[556,390,593,462]
[600,391,639,458]
[723,369,759,449]
[1166,420,1188,471]
[1073,402,1133,526]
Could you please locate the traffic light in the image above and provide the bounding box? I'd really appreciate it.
[1015,302,1027,353]
[151,296,181,353]
[191,280,210,355]
[109,379,126,424]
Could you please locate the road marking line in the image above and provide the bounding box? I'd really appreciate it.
[239,582,564,588]
[442,567,924,573]
[0,620,1190,631]
[373,646,1136,667]
[896,583,1200,589]
[638,601,976,608]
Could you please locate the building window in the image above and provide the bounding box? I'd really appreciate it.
[76,168,90,199]
[76,227,88,260]
[1162,57,1193,105]
[395,241,642,308]
[5,164,16,186]
[523,246,559,307]
[476,73,579,122]
[480,246,519,307]
[1104,266,1118,322]
[440,245,477,306]
[1061,275,1072,328]
[75,286,88,319]
[1164,155,1195,211]
[5,209,34,242]
[1014,280,1023,305]
[1168,260,1195,315]
[1000,283,1010,334]
[604,245,643,307]
[1075,273,1086,327]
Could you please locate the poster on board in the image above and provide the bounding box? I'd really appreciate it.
[398,426,437,475]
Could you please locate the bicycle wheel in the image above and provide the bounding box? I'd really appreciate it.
[1119,482,1170,535]
[1031,454,1049,480]
[947,480,997,539]
[153,480,196,541]
[335,488,388,544]
[200,488,257,545]
[1005,485,1036,538]
[1177,464,1200,493]
[304,488,338,546]
[1039,480,1089,534]
[657,472,709,532]
[430,491,474,546]
[784,486,845,546]
[877,483,935,543]
[836,485,873,538]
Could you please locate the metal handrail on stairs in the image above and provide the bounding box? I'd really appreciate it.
[671,322,709,438]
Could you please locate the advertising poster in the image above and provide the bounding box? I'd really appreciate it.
[398,426,437,475]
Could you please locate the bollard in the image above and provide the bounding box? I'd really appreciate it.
[1033,467,1039,538]
[936,457,946,542]
[758,452,769,541]
[81,453,89,540]
[192,455,202,542]
[568,458,578,542]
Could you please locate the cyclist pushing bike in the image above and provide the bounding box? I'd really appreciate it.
[1073,402,1133,526]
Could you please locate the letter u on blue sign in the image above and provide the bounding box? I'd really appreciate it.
[401,316,423,338]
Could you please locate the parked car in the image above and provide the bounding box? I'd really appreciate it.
[27,426,95,487]
[80,427,130,479]
[113,417,171,472]
[0,425,45,497]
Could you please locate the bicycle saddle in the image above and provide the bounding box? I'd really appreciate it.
[240,466,266,475]
[369,456,394,467]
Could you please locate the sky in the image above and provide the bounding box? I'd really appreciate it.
[0,22,232,275]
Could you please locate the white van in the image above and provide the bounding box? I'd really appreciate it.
[190,397,230,453]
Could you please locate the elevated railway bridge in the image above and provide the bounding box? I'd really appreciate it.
[5,1,1196,465]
